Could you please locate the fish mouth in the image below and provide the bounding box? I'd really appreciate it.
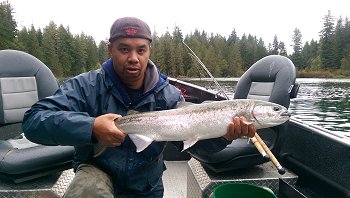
[280,111,291,119]
[280,111,291,118]
[278,111,291,123]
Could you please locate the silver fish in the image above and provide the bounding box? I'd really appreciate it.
[112,99,290,153]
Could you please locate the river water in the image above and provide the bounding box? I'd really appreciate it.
[182,78,350,134]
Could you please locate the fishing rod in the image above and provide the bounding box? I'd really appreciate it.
[183,41,285,174]
[182,41,230,100]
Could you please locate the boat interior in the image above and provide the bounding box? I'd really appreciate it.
[0,49,349,197]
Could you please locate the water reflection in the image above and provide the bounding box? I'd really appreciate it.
[183,78,350,133]
[289,79,350,133]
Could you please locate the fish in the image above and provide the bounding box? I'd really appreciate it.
[107,99,290,153]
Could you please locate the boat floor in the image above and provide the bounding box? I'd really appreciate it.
[163,161,188,198]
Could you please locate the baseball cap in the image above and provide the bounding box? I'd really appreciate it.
[109,17,152,43]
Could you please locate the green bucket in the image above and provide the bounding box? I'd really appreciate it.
[212,183,277,198]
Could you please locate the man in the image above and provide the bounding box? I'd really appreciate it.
[22,17,256,197]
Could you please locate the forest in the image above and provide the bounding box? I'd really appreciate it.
[1,1,350,78]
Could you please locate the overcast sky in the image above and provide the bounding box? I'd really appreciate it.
[7,0,350,53]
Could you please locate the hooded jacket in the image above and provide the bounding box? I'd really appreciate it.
[22,59,230,194]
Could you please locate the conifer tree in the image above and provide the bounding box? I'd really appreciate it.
[172,26,185,76]
[320,10,336,69]
[291,28,303,67]
[57,25,74,76]
[271,35,279,55]
[28,25,44,61]
[333,17,346,68]
[42,21,61,76]
[98,40,109,64]
[0,1,17,49]
[16,27,29,51]
[70,35,87,75]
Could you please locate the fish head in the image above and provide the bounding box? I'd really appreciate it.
[250,101,290,128]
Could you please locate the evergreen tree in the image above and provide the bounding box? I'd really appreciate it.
[42,21,61,76]
[256,38,268,60]
[333,17,346,68]
[344,17,350,47]
[303,39,319,69]
[98,40,109,64]
[84,35,99,71]
[183,35,204,77]
[157,31,172,75]
[173,42,185,76]
[270,35,279,55]
[36,28,43,46]
[171,26,185,76]
[291,28,303,67]
[70,34,88,75]
[320,10,336,69]
[0,1,17,49]
[57,25,74,76]
[7,1,350,77]
[340,46,350,70]
[28,25,44,60]
[227,29,238,45]
[203,45,221,77]
[182,35,195,76]
[16,27,29,51]
[226,42,243,77]
[239,34,252,69]
[278,42,287,56]
[149,30,163,69]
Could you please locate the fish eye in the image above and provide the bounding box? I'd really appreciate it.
[273,106,280,111]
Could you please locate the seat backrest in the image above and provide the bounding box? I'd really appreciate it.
[189,55,299,173]
[235,54,299,154]
[0,50,74,183]
[0,50,58,139]
[234,55,298,107]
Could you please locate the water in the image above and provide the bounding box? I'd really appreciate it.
[181,78,350,133]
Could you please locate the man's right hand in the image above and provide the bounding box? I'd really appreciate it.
[92,114,126,147]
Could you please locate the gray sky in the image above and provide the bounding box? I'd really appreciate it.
[7,0,350,53]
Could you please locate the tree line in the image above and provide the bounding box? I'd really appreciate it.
[1,1,350,78]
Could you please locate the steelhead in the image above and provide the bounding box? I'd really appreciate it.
[112,99,290,153]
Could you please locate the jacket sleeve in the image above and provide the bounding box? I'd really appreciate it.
[22,75,98,146]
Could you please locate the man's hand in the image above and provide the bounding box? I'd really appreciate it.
[223,116,256,141]
[92,114,126,147]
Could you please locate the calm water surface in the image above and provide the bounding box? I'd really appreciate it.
[182,78,350,133]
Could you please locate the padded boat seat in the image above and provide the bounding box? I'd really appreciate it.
[0,50,74,183]
[191,55,299,173]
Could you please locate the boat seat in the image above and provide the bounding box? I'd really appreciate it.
[0,50,75,183]
[189,55,299,173]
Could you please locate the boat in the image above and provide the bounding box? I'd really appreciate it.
[0,49,349,197]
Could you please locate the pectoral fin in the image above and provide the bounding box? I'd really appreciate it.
[182,137,199,151]
[128,134,153,152]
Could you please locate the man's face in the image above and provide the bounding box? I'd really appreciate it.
[108,38,151,89]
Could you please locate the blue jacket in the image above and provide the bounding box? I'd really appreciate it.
[22,59,230,194]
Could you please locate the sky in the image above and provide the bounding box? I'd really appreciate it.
[7,0,350,53]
